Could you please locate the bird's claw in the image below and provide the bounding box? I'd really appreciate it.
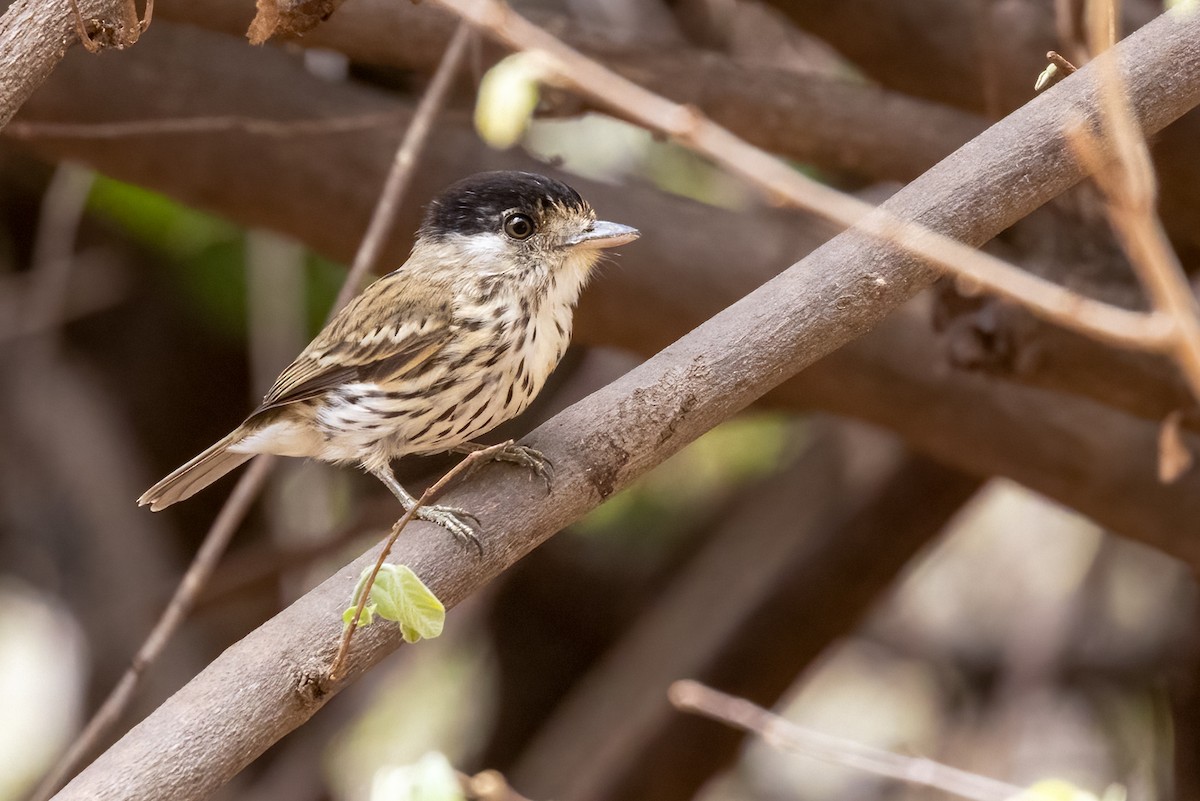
[491,443,554,491]
[414,503,482,556]
[453,441,553,492]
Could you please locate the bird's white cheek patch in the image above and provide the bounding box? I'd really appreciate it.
[446,232,510,264]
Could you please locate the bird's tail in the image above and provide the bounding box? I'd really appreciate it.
[138,431,253,511]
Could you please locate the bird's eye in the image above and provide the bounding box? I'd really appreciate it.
[503,213,535,240]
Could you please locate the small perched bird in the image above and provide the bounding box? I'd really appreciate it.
[139,171,639,542]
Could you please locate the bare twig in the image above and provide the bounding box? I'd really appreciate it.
[1036,51,1079,92]
[1069,125,1200,396]
[1158,410,1193,483]
[669,680,1023,801]
[34,20,470,796]
[433,0,1173,353]
[1048,50,1079,75]
[5,110,406,139]
[23,162,94,357]
[0,256,128,343]
[336,20,470,307]
[327,439,511,682]
[331,20,470,677]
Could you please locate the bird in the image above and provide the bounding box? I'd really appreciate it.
[138,171,639,543]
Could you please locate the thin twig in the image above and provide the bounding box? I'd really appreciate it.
[1047,50,1079,75]
[33,20,471,798]
[0,256,127,343]
[1036,51,1079,92]
[5,111,406,140]
[336,20,471,308]
[669,680,1023,801]
[23,163,94,359]
[327,440,511,682]
[433,0,1172,353]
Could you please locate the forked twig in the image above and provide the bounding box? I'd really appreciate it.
[327,440,514,682]
[1064,0,1200,406]
[433,0,1173,353]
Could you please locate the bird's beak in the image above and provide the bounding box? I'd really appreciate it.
[564,220,640,250]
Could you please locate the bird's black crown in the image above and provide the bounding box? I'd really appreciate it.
[420,171,587,240]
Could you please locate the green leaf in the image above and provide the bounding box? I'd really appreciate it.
[354,564,445,643]
[373,752,463,801]
[342,603,377,627]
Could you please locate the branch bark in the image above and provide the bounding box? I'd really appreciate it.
[50,10,1200,799]
[0,0,135,130]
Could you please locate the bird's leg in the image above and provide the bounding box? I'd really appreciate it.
[368,466,481,553]
[451,441,553,490]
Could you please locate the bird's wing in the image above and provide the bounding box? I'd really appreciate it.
[253,273,453,413]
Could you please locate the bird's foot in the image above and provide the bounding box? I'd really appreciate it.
[409,502,482,556]
[370,466,483,555]
[454,441,553,491]
[489,443,554,490]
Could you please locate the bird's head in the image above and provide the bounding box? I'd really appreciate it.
[416,171,639,286]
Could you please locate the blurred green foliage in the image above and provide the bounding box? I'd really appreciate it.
[87,177,342,341]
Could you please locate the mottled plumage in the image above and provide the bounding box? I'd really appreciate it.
[139,172,639,540]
